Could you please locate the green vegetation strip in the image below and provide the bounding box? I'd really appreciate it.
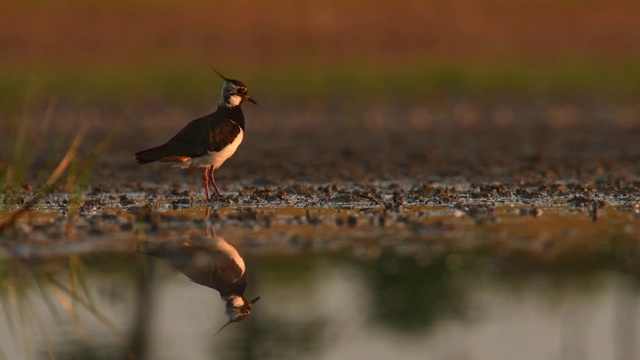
[2,61,640,102]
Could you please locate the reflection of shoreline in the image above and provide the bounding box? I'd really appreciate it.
[136,209,259,334]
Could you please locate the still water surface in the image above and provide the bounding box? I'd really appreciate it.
[1,208,639,360]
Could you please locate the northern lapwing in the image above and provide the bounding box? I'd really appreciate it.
[136,231,260,335]
[133,68,257,200]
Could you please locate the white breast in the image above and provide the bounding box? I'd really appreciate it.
[189,129,244,169]
[212,234,246,277]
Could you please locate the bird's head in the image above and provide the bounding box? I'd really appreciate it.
[211,67,257,108]
[225,295,260,322]
[215,295,261,336]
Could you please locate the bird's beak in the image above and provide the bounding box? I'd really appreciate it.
[249,296,261,305]
[246,96,257,105]
[214,319,233,337]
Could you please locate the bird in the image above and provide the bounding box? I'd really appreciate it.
[133,68,257,200]
[136,230,260,335]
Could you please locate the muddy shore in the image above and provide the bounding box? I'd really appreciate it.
[2,98,639,252]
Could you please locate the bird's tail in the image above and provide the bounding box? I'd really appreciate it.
[133,145,172,164]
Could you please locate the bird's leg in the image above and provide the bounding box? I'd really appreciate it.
[209,167,221,195]
[203,168,211,200]
[204,208,213,236]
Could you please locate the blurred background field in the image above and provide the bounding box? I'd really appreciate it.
[2,0,640,188]
[1,0,640,102]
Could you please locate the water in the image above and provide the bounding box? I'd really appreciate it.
[1,206,639,360]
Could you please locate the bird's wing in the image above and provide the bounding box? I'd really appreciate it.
[165,112,242,157]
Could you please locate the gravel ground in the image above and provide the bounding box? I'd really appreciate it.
[1,98,640,252]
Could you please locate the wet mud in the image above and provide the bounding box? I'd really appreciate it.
[2,99,640,256]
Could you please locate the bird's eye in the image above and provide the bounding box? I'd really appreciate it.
[237,88,245,94]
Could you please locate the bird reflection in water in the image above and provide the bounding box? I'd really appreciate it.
[136,209,260,335]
